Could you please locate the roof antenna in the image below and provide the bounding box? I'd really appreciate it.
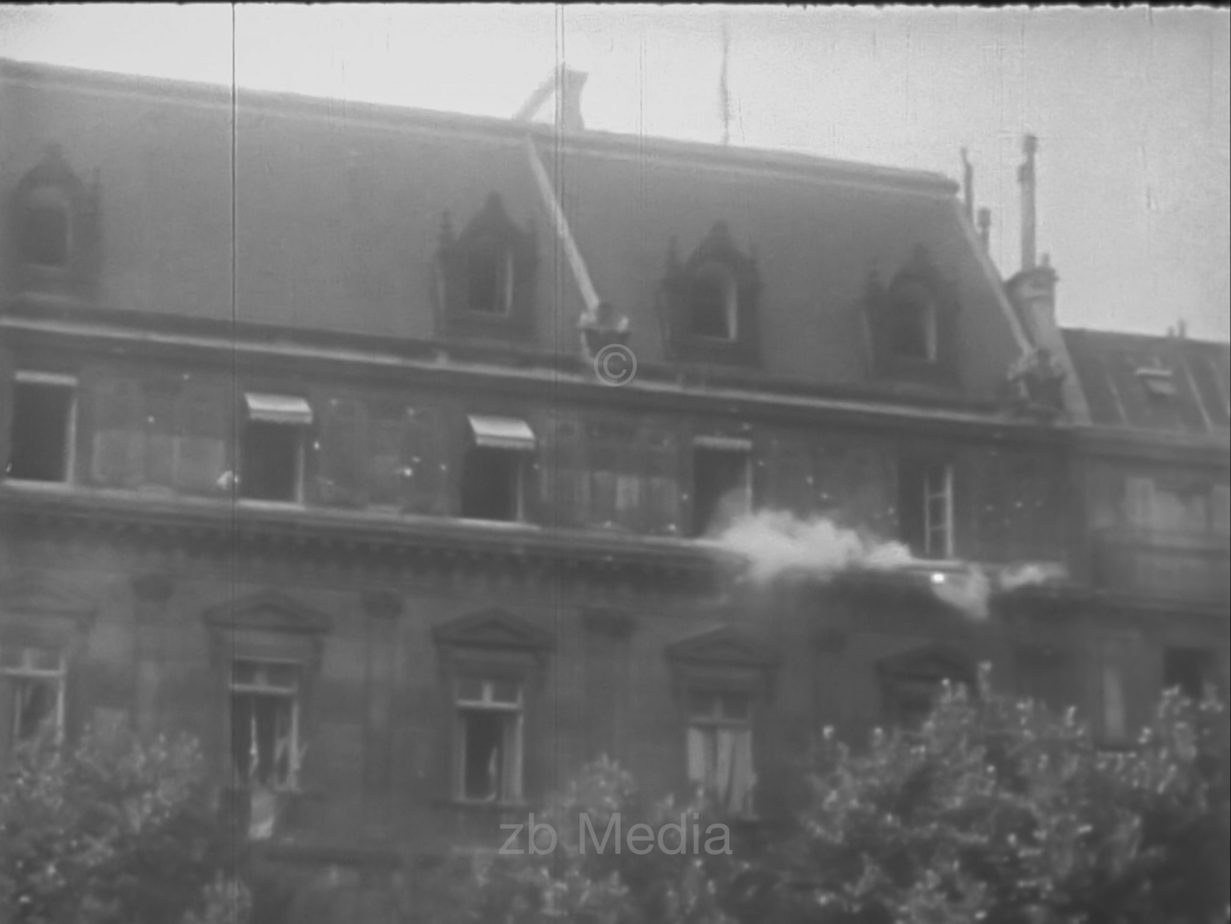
[719,18,732,146]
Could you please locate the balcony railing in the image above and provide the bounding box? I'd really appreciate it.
[1091,527,1230,606]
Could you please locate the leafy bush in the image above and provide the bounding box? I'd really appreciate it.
[429,671,1229,924]
[0,725,248,924]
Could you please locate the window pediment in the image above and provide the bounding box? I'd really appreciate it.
[0,571,94,622]
[201,591,332,636]
[660,222,761,365]
[436,193,538,339]
[666,626,779,669]
[432,608,554,653]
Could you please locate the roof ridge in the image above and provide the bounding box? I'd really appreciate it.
[1,56,955,195]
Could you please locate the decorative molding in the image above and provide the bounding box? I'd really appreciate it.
[431,607,554,652]
[0,569,95,620]
[201,589,333,636]
[666,624,780,669]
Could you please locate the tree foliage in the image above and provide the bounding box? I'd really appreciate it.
[0,725,248,924]
[431,671,1229,924]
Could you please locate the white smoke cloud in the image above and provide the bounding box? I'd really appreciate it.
[713,510,1067,621]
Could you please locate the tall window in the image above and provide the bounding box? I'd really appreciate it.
[691,439,753,537]
[686,690,755,815]
[229,659,301,790]
[7,373,77,484]
[239,393,313,503]
[689,264,738,341]
[0,644,66,758]
[20,189,71,269]
[467,246,515,315]
[1163,647,1217,702]
[454,677,524,803]
[899,460,954,559]
[461,415,535,522]
[887,281,937,362]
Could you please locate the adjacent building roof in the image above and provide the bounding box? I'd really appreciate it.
[1062,328,1230,438]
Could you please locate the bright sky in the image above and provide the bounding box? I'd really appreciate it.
[2,4,1228,340]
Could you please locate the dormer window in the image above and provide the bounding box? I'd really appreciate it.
[21,188,70,269]
[887,281,937,361]
[865,246,959,385]
[660,222,761,365]
[1136,365,1177,399]
[7,145,100,295]
[437,194,537,339]
[689,263,738,340]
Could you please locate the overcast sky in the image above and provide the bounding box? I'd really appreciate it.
[2,4,1228,340]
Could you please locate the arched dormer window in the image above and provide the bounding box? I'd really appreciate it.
[437,193,537,339]
[660,221,761,365]
[7,145,100,296]
[864,245,959,385]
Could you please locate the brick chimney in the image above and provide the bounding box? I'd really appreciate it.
[1007,134,1058,344]
[558,68,587,132]
[1018,133,1038,272]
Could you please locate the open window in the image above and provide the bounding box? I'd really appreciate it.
[454,677,524,803]
[436,193,538,339]
[433,609,553,808]
[686,689,755,816]
[6,372,77,484]
[0,644,67,758]
[898,459,953,559]
[460,415,535,522]
[202,591,329,840]
[691,437,753,537]
[666,626,778,818]
[229,659,301,791]
[660,221,761,365]
[239,393,313,503]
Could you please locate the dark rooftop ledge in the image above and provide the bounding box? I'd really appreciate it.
[2,296,1064,437]
[0,57,956,197]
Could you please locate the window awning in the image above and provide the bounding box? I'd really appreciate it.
[467,414,535,451]
[693,435,752,452]
[244,393,314,426]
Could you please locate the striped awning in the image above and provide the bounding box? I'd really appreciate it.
[244,393,313,425]
[467,415,535,451]
[693,434,752,452]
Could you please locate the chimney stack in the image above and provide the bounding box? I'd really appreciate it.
[1017,133,1038,272]
[977,208,991,252]
[961,148,974,221]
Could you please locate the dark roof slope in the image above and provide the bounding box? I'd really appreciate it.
[1062,327,1230,437]
[2,58,1028,399]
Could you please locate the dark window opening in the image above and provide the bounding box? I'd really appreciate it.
[229,660,299,789]
[883,669,971,730]
[8,380,74,483]
[887,284,936,361]
[460,447,524,521]
[21,202,69,268]
[467,246,513,314]
[898,460,952,559]
[240,421,302,502]
[691,447,751,537]
[11,678,59,743]
[460,710,508,800]
[689,266,736,340]
[1163,648,1216,701]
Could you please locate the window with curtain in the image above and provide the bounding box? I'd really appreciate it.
[685,690,755,816]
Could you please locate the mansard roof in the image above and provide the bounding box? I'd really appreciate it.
[1,57,1029,401]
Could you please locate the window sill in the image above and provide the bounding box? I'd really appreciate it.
[439,798,530,814]
[2,477,74,491]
